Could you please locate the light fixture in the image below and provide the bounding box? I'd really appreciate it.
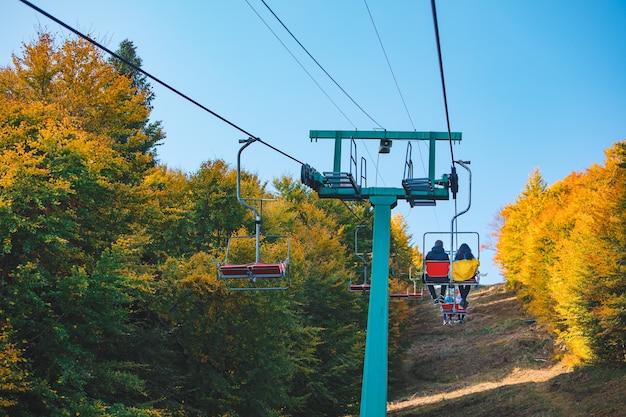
[378,139,392,154]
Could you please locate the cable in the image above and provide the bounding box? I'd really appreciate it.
[252,0,387,183]
[19,0,309,167]
[257,138,303,165]
[340,200,366,223]
[18,0,259,140]
[430,0,455,166]
[244,0,357,129]
[259,0,384,130]
[363,0,428,185]
[363,0,415,131]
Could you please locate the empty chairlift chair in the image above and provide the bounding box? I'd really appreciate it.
[322,138,365,200]
[349,224,370,293]
[402,142,436,207]
[217,138,290,291]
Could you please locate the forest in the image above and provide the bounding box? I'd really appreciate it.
[495,141,626,366]
[0,33,418,416]
[0,32,624,416]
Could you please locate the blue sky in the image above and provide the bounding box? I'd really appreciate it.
[2,0,625,285]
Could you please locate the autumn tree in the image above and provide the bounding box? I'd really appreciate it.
[0,30,430,416]
[575,144,626,364]
[388,214,419,376]
[495,169,548,301]
[0,324,30,409]
[273,176,367,417]
[109,39,163,168]
[495,142,626,366]
[0,32,165,415]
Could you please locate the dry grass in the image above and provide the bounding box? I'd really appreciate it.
[385,284,626,417]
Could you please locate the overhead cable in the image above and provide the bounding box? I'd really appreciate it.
[430,0,456,166]
[363,0,415,131]
[259,0,384,130]
[244,0,357,129]
[18,0,305,166]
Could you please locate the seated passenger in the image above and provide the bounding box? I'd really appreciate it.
[453,243,479,308]
[424,240,449,305]
[455,290,466,323]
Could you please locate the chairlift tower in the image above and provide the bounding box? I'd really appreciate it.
[301,130,461,417]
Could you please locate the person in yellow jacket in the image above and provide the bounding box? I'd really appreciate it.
[453,243,479,308]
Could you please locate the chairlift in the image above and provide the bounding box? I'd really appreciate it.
[421,161,481,321]
[441,288,468,325]
[388,259,408,298]
[422,161,481,284]
[349,225,370,292]
[449,161,480,287]
[322,138,366,200]
[402,142,437,207]
[408,267,424,298]
[217,138,290,291]
[390,266,423,299]
[422,231,481,285]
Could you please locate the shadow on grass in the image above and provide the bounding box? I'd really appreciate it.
[388,365,626,417]
[384,285,626,417]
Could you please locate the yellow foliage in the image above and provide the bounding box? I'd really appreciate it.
[495,141,626,365]
[0,323,30,408]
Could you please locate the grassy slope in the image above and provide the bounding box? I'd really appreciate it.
[386,284,626,417]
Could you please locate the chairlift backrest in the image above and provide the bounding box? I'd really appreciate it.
[425,260,450,278]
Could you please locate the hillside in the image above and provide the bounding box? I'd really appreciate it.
[386,284,626,417]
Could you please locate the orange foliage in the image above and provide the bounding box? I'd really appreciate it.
[495,142,626,365]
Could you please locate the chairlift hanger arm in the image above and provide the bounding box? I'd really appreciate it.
[237,138,261,220]
[450,160,472,257]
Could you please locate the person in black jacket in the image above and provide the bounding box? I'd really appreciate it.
[424,240,449,304]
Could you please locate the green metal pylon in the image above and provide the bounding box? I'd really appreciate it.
[360,194,396,416]
[304,130,461,417]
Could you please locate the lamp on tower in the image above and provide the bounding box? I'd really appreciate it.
[378,139,392,154]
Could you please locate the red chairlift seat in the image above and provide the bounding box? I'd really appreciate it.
[423,260,451,284]
[441,302,468,324]
[350,283,371,292]
[407,291,423,298]
[219,261,287,279]
[249,262,286,277]
[218,264,252,278]
[389,292,410,298]
[440,302,455,312]
[440,302,467,313]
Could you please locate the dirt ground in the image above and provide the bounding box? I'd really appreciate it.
[386,284,626,417]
